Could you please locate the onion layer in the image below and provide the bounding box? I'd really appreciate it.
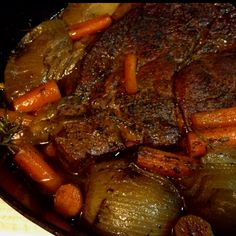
[83,159,182,236]
[177,149,236,235]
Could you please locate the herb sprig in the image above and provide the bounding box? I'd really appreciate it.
[0,113,22,154]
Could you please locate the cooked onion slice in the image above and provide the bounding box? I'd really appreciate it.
[61,3,119,27]
[83,159,182,236]
[176,149,236,235]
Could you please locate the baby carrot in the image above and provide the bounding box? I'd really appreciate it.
[191,106,236,129]
[200,126,236,147]
[14,143,62,193]
[68,14,112,41]
[186,132,207,158]
[43,142,57,160]
[187,126,236,156]
[174,215,214,236]
[13,80,61,113]
[137,146,199,178]
[0,108,33,126]
[54,183,83,218]
[124,53,138,95]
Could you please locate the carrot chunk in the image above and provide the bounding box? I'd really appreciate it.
[174,215,214,236]
[191,106,236,129]
[68,14,112,40]
[200,126,236,147]
[137,146,199,178]
[186,132,207,158]
[124,53,138,94]
[187,126,236,156]
[14,144,62,193]
[0,108,33,126]
[13,80,61,113]
[43,142,57,159]
[54,183,83,218]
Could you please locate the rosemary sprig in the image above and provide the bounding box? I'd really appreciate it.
[0,113,22,154]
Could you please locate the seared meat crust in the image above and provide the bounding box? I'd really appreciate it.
[53,3,236,171]
[175,51,236,129]
[77,3,236,99]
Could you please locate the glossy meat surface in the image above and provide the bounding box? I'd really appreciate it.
[77,3,236,99]
[54,56,180,171]
[53,3,236,171]
[175,51,236,129]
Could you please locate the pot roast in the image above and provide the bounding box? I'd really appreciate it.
[50,3,236,172]
[2,3,236,236]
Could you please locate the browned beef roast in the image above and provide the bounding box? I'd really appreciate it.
[55,56,180,173]
[76,3,236,100]
[53,3,236,173]
[175,50,236,130]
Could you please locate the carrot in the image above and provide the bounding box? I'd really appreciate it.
[13,80,61,113]
[186,132,207,158]
[200,126,236,147]
[136,146,199,178]
[14,143,62,193]
[124,53,138,94]
[43,143,57,159]
[191,106,236,129]
[174,215,214,236]
[0,108,33,126]
[54,183,83,218]
[68,14,112,41]
[176,106,185,132]
[187,126,236,156]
